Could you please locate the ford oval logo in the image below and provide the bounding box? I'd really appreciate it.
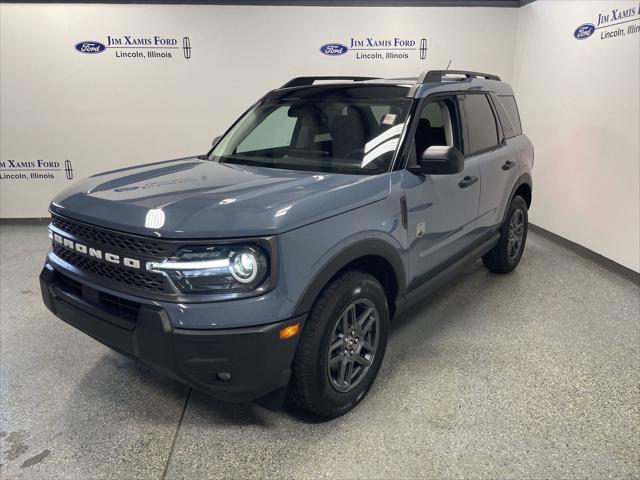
[75,41,107,54]
[574,23,596,40]
[319,43,348,56]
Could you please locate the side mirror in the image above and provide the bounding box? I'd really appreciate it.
[409,145,464,175]
[198,136,221,159]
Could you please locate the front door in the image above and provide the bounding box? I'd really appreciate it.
[402,96,481,291]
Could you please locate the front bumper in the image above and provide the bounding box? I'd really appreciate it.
[39,263,304,403]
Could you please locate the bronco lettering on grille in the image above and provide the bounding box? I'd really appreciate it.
[51,231,142,269]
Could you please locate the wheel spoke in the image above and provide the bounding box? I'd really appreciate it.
[329,353,344,366]
[330,339,344,352]
[357,306,374,327]
[342,304,356,333]
[354,352,371,367]
[338,358,348,385]
[344,360,354,386]
[360,341,374,353]
[361,315,375,335]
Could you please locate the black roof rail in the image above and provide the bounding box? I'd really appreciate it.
[419,70,501,83]
[281,76,379,88]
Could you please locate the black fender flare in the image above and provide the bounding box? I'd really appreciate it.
[292,238,406,317]
[501,172,533,225]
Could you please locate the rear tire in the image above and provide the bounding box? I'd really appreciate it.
[482,195,528,274]
[288,270,389,419]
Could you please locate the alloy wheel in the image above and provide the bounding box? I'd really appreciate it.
[327,299,380,393]
[507,208,525,260]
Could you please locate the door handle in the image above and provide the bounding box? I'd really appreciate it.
[502,160,516,171]
[458,175,478,189]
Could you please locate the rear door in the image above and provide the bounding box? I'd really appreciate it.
[461,93,519,231]
[459,93,520,232]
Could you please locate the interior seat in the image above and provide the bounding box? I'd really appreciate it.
[415,118,448,156]
[330,111,366,159]
[414,119,433,156]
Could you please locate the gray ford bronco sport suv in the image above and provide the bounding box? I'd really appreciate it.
[40,70,533,418]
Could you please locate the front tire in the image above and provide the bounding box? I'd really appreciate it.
[482,194,528,274]
[288,270,389,418]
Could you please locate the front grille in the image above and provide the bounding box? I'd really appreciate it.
[98,291,141,322]
[54,270,141,327]
[51,215,168,256]
[53,244,168,293]
[57,271,82,296]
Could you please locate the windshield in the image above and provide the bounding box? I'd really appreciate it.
[210,99,411,175]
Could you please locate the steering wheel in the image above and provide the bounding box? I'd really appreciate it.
[342,148,364,160]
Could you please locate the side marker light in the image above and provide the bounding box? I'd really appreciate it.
[279,323,300,340]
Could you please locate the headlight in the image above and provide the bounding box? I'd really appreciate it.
[147,244,269,294]
[231,250,259,283]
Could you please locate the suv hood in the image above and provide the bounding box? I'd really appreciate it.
[50,157,390,238]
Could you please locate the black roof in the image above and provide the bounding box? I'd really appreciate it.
[270,70,514,100]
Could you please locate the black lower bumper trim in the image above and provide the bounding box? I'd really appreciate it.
[40,264,304,403]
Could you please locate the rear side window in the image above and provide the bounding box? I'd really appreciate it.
[462,94,499,154]
[498,95,522,136]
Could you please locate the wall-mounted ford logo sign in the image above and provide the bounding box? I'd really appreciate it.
[75,41,107,54]
[319,43,348,56]
[574,23,596,40]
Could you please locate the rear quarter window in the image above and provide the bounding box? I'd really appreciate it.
[498,95,522,137]
[492,96,517,139]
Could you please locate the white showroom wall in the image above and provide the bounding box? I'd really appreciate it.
[1,2,638,272]
[513,0,640,272]
[0,3,518,217]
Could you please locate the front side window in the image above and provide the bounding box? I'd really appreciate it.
[408,98,459,166]
[462,94,499,155]
[211,99,411,175]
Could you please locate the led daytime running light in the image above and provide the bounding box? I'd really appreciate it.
[148,258,230,271]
